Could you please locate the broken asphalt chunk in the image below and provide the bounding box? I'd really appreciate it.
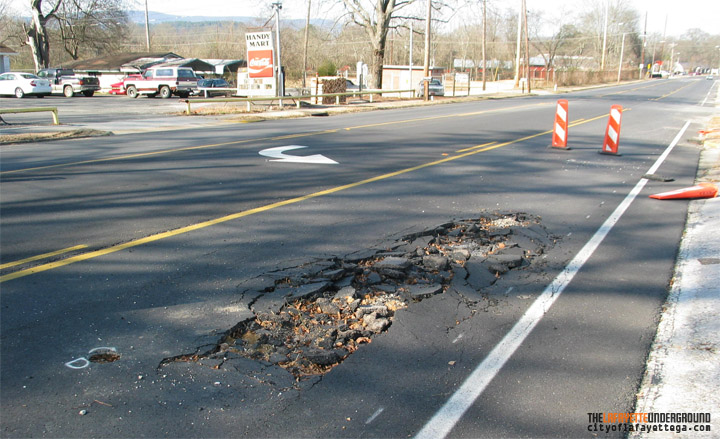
[423,255,450,271]
[164,212,557,379]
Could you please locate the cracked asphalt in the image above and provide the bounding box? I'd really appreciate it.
[1,77,718,437]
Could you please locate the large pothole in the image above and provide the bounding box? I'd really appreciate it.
[162,212,557,379]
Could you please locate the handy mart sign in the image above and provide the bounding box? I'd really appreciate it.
[245,32,274,78]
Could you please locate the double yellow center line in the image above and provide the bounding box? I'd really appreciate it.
[1,107,619,283]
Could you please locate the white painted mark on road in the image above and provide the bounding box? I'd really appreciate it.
[65,357,90,370]
[414,121,692,439]
[65,347,119,370]
[366,407,385,424]
[259,145,338,164]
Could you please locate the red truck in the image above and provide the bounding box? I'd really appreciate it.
[122,66,199,98]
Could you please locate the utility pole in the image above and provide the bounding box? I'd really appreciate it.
[302,0,311,88]
[523,0,530,93]
[422,0,432,100]
[669,42,676,75]
[409,21,413,92]
[640,11,647,79]
[272,2,284,98]
[144,0,151,51]
[617,32,626,82]
[600,0,608,70]
[513,0,522,87]
[482,0,487,91]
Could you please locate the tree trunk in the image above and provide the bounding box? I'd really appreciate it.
[370,30,387,89]
[26,0,58,71]
[341,0,398,90]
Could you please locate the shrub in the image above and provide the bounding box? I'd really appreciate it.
[317,60,338,77]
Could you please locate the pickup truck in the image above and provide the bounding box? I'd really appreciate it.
[37,68,100,97]
[123,66,199,99]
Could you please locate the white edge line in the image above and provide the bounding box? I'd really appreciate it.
[414,120,692,439]
[700,80,716,106]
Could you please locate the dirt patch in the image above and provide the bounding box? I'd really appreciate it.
[701,116,720,145]
[0,129,113,145]
[162,212,558,380]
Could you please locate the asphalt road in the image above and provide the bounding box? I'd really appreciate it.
[0,77,716,438]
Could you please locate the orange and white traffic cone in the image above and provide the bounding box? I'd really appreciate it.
[600,105,623,156]
[649,182,719,200]
[550,99,571,150]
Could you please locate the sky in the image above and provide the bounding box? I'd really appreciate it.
[6,0,719,37]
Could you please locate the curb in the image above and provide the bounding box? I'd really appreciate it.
[631,110,720,436]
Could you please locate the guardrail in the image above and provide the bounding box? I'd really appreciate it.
[181,89,417,115]
[0,107,59,125]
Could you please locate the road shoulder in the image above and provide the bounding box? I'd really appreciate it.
[632,132,719,437]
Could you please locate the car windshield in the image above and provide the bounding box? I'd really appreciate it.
[20,73,40,79]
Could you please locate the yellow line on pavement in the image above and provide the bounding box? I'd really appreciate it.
[650,81,697,101]
[271,129,339,140]
[0,138,261,175]
[456,142,497,153]
[0,244,88,270]
[598,81,666,97]
[343,102,551,131]
[1,103,548,176]
[568,111,622,128]
[0,131,547,283]
[1,109,617,284]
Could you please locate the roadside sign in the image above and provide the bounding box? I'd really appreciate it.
[246,32,274,78]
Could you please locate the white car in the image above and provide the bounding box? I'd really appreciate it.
[0,72,52,98]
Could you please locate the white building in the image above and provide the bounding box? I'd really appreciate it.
[0,45,17,73]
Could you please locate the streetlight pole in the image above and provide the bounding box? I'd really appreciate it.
[272,1,284,98]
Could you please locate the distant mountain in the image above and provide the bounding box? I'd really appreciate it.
[127,10,332,28]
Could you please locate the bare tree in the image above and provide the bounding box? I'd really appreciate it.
[338,0,416,88]
[1,0,11,44]
[531,20,580,81]
[55,0,130,60]
[24,0,62,71]
[578,0,639,69]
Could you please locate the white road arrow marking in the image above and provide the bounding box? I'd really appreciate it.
[259,145,338,164]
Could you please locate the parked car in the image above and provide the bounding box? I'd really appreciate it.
[109,80,127,95]
[417,78,445,97]
[345,79,360,91]
[196,78,232,97]
[36,68,100,97]
[0,72,52,98]
[109,74,143,95]
[707,75,715,80]
[123,66,199,98]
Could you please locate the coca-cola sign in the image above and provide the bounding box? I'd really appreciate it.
[246,32,274,79]
[248,50,274,78]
